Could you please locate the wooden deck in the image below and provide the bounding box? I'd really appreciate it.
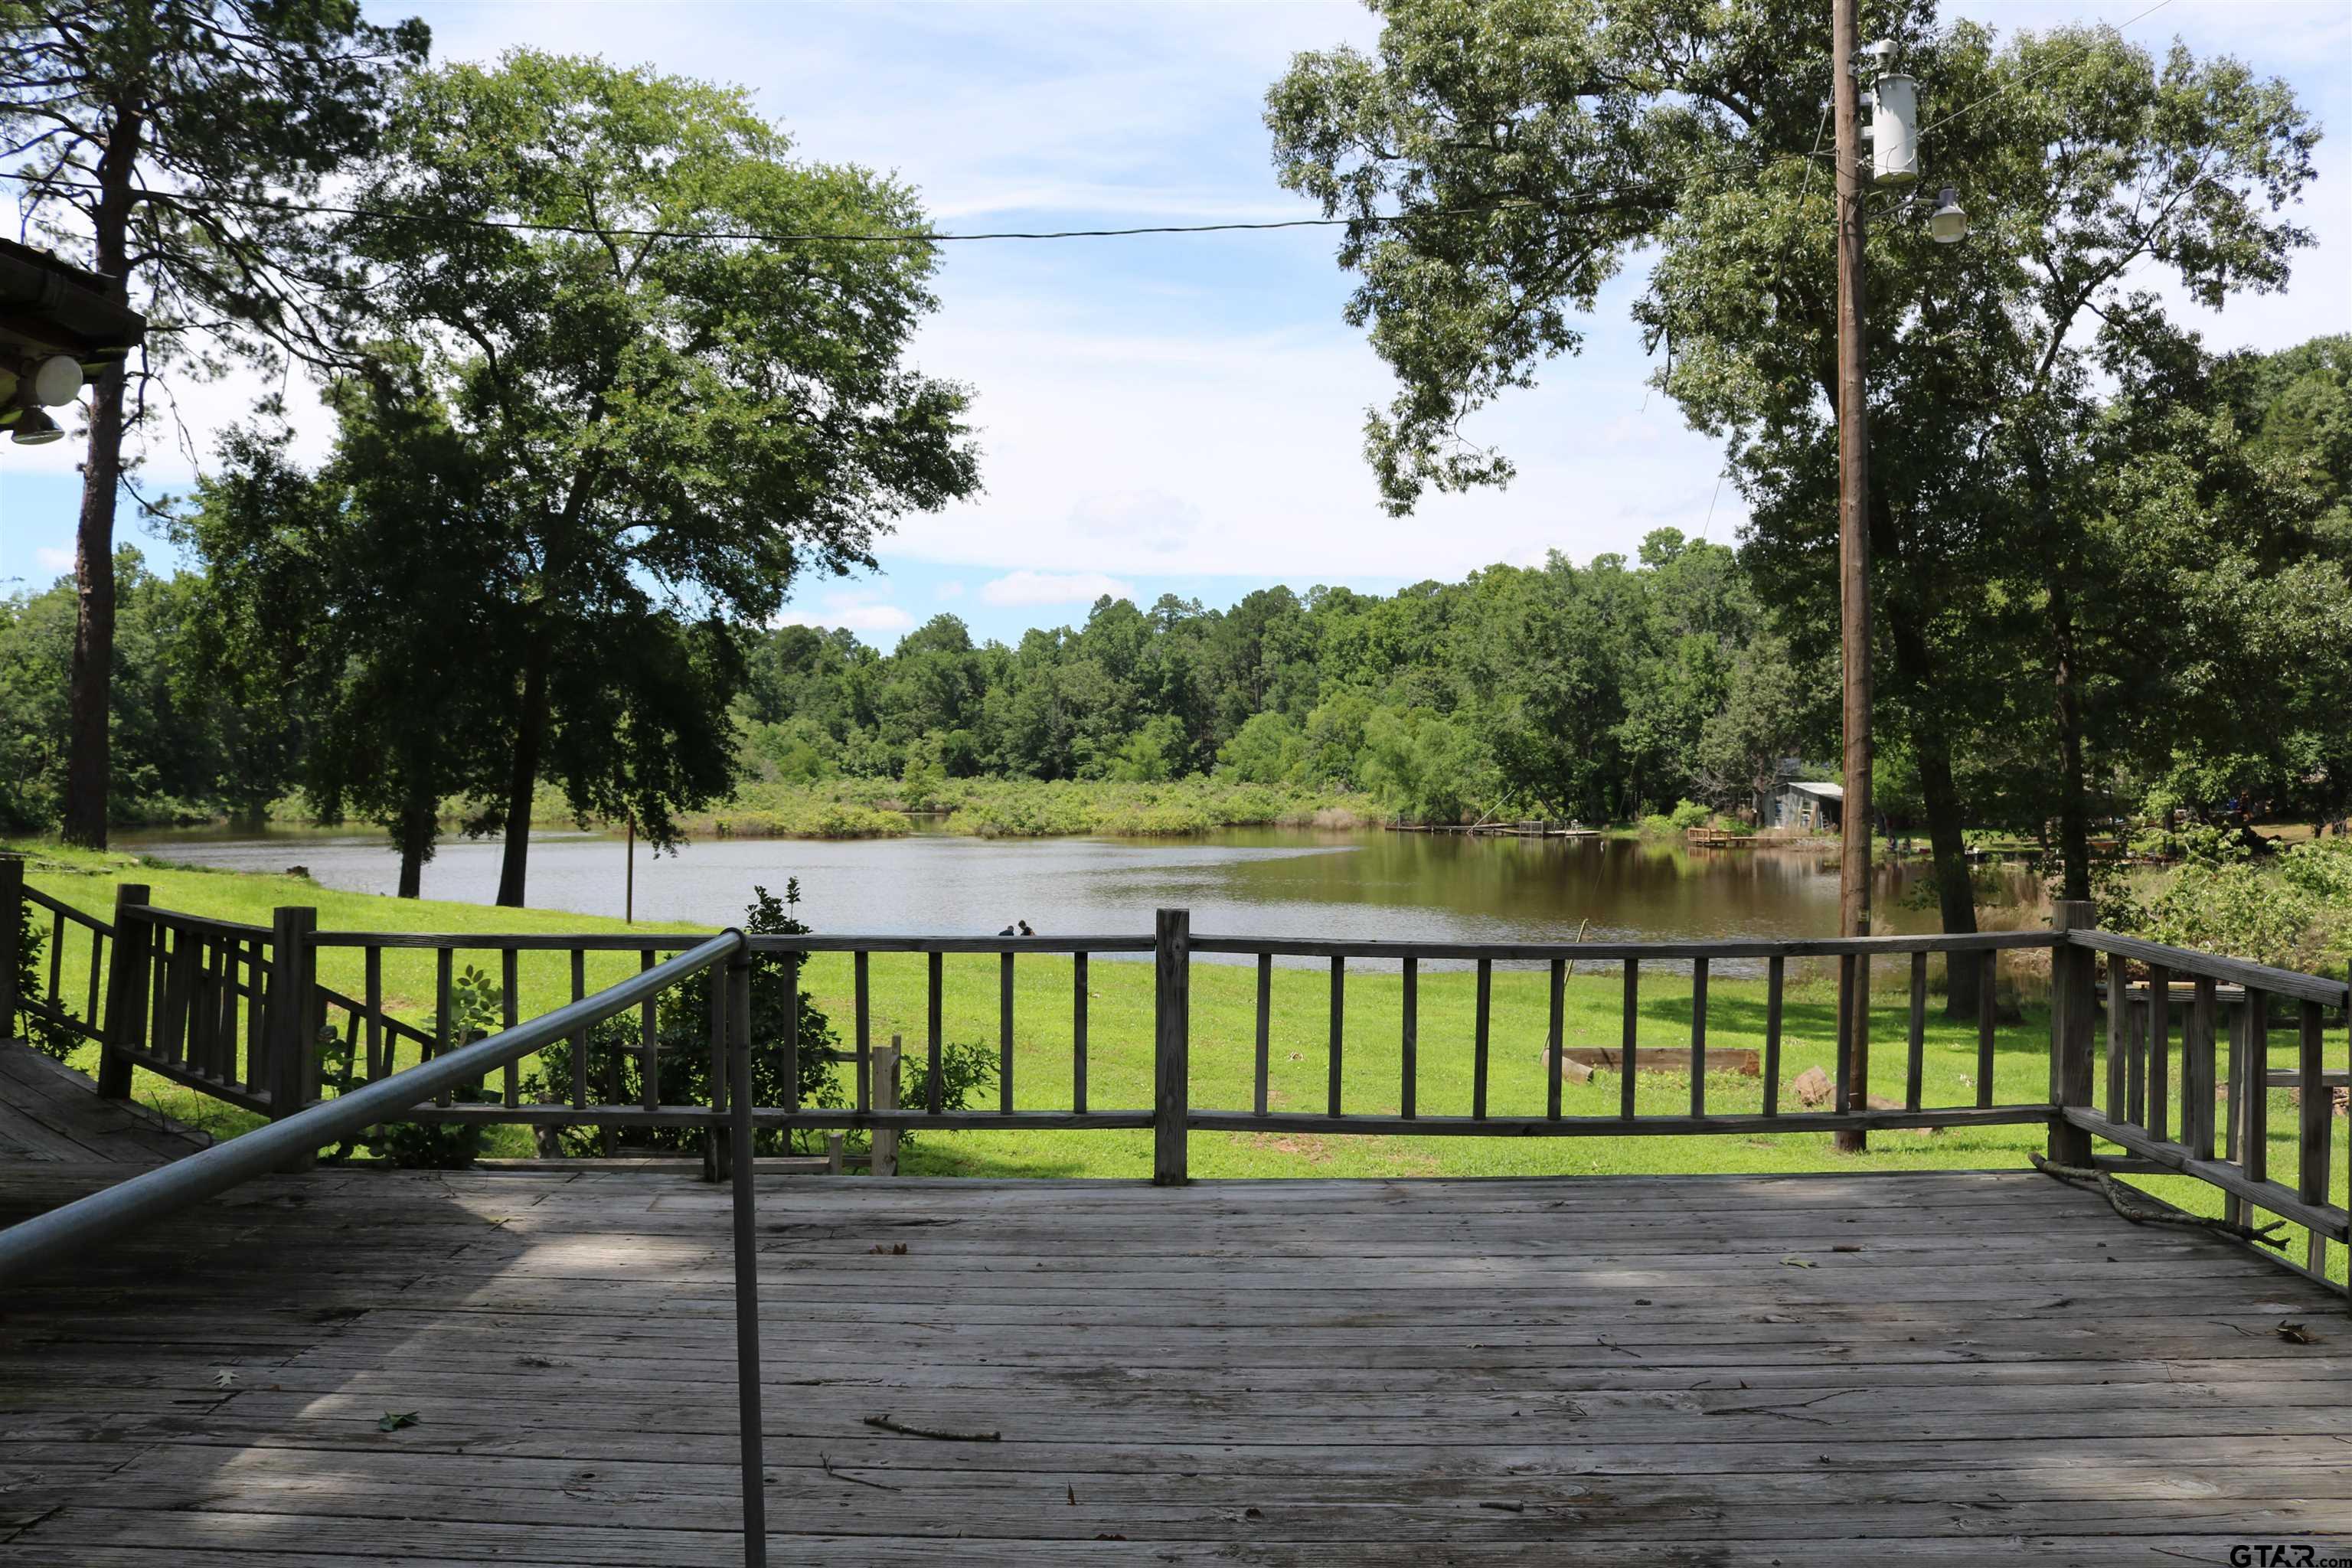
[0,1040,211,1165]
[2,1164,2350,1564]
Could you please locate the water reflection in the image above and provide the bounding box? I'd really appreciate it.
[122,824,2036,968]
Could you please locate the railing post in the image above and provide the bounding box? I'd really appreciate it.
[0,854,21,1045]
[267,906,319,1173]
[874,1036,900,1178]
[724,947,768,1568]
[2048,900,2097,1165]
[1154,907,1190,1186]
[96,882,151,1099]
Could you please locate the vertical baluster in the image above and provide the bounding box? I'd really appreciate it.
[430,946,454,1107]
[2104,954,2125,1122]
[923,951,939,1116]
[1689,957,1709,1118]
[1073,952,1090,1116]
[1763,956,1785,1118]
[1620,959,1639,1121]
[639,949,658,1112]
[1978,949,1999,1110]
[1472,959,1491,1121]
[1327,956,1344,1119]
[501,949,520,1108]
[2246,991,2270,1187]
[2189,977,2218,1159]
[1400,956,1417,1120]
[218,939,239,1085]
[568,948,588,1111]
[1546,958,1565,1122]
[2127,985,2147,1128]
[243,939,265,1090]
[2299,999,2328,1276]
[1906,951,1927,1112]
[159,926,194,1068]
[855,1014,871,1114]
[1833,954,1854,1114]
[149,937,167,1057]
[855,951,872,1112]
[1253,952,1272,1117]
[2147,964,2171,1143]
[363,946,384,1083]
[85,926,105,1036]
[47,907,63,1011]
[2224,995,2249,1230]
[786,952,804,1113]
[998,950,1014,1115]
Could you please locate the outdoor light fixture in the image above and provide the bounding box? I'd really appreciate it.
[1928,187,1969,243]
[8,406,64,445]
[26,354,83,406]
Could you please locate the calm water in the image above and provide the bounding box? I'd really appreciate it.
[120,824,2030,954]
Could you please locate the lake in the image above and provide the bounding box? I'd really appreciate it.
[121,825,2037,958]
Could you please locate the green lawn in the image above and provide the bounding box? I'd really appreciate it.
[15,841,2345,1285]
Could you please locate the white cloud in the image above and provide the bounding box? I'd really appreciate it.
[33,546,74,572]
[936,580,965,599]
[778,602,915,635]
[981,569,1135,607]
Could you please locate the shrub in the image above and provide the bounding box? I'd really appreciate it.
[523,882,995,1159]
[1668,799,1713,831]
[11,893,76,1060]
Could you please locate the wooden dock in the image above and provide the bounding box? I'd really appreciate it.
[5,1163,2349,1564]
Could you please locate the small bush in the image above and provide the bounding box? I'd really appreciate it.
[11,893,76,1060]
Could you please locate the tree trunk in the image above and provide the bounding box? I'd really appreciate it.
[2050,581,2092,902]
[395,795,436,900]
[61,361,127,848]
[495,642,549,908]
[61,102,142,850]
[1916,733,1981,1019]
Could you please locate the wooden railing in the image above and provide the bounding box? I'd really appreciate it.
[5,867,2347,1291]
[2051,909,2352,1281]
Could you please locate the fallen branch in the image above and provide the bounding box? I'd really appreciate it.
[864,1413,1001,1442]
[822,1452,901,1491]
[2029,1153,2289,1250]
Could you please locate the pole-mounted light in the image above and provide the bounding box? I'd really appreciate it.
[1928,186,1969,244]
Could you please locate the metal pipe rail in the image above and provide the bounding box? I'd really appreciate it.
[0,930,746,1281]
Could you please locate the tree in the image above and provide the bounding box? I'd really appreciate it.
[177,354,511,896]
[347,52,980,904]
[1,0,428,846]
[1269,2,2316,1008]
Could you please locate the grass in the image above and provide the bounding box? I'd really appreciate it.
[14,839,2347,1285]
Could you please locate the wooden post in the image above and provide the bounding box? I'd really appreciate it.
[266,906,318,1173]
[2048,900,2096,1165]
[96,881,150,1098]
[1153,908,1190,1186]
[1829,0,1875,1157]
[874,1035,900,1178]
[0,855,20,1046]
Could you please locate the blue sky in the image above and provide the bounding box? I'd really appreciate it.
[3,0,2347,648]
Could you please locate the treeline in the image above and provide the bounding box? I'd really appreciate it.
[741,529,1824,825]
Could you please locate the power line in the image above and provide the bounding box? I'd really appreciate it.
[0,169,1602,245]
[1916,0,2177,139]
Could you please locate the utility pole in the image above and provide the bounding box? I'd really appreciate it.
[1832,0,1873,1155]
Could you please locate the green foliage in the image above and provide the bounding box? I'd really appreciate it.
[1668,800,1712,831]
[11,894,74,1060]
[1266,0,2332,904]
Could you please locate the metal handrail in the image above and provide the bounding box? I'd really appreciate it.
[0,929,746,1282]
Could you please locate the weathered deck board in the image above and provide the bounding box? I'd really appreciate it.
[0,1040,211,1164]
[1,1165,2347,1563]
